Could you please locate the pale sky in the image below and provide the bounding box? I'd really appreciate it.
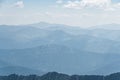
[0,0,120,27]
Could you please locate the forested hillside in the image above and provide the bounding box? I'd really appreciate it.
[0,72,120,80]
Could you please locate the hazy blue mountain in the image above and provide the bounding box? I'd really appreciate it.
[1,23,120,75]
[88,24,120,41]
[88,29,120,41]
[1,23,120,50]
[0,59,44,75]
[0,24,75,49]
[1,44,120,75]
[0,25,50,49]
[0,66,44,75]
[91,24,120,30]
[0,59,10,68]
[89,60,120,75]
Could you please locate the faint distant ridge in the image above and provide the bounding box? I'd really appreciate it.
[28,22,53,27]
[0,66,44,75]
[91,23,120,30]
[28,22,71,27]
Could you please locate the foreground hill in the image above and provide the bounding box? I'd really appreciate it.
[1,72,120,80]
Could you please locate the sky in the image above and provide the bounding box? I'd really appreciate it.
[0,0,120,27]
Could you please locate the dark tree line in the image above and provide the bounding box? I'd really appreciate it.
[0,72,120,80]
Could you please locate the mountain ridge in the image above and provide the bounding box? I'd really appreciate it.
[0,22,120,75]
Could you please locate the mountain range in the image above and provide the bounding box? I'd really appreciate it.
[0,22,120,75]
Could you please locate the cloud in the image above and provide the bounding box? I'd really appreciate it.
[63,0,120,10]
[13,0,24,8]
[45,12,70,18]
[56,0,63,4]
[0,13,3,17]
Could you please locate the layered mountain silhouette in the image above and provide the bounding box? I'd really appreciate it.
[1,72,120,80]
[0,22,120,75]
